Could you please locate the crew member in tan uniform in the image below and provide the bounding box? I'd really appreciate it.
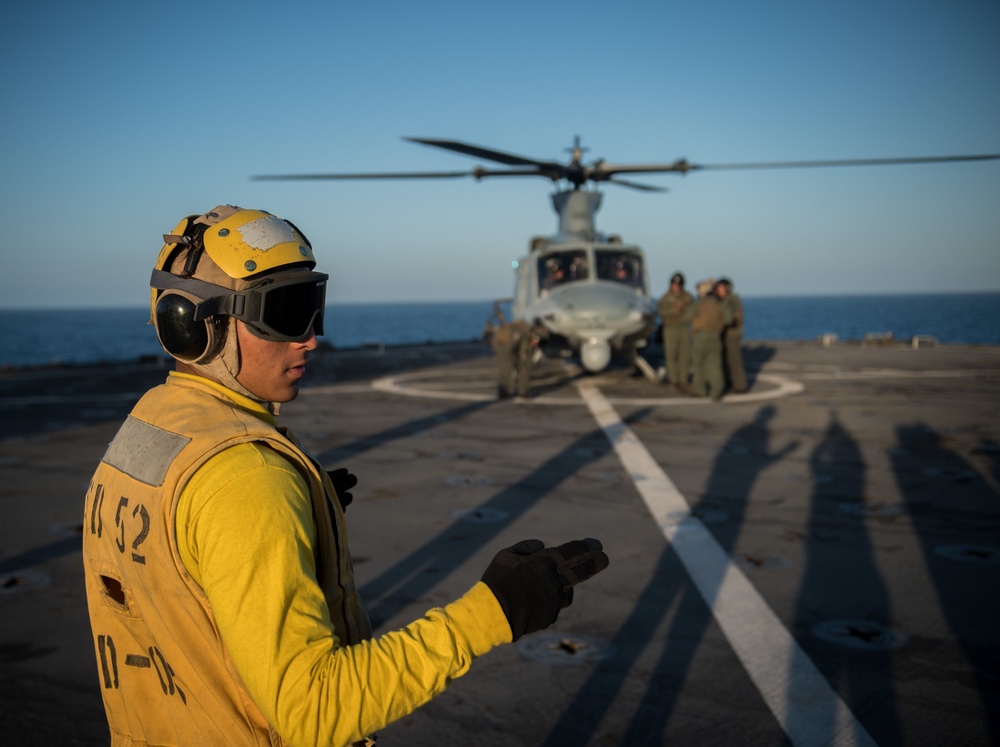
[689,278,733,400]
[656,272,694,390]
[715,277,747,393]
[485,303,541,398]
[82,205,609,746]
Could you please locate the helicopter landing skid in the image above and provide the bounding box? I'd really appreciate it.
[630,350,662,384]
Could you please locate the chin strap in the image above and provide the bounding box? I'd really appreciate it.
[187,317,270,405]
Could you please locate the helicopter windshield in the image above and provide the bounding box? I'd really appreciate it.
[538,250,589,293]
[596,249,644,290]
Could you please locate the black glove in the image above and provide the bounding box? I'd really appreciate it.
[481,538,609,641]
[327,468,358,511]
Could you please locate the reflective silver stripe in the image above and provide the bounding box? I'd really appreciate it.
[102,416,190,487]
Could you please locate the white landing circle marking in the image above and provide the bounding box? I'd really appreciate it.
[370,369,804,405]
[794,368,1000,381]
[577,383,877,747]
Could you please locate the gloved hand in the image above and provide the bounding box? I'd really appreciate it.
[481,538,609,641]
[327,468,358,511]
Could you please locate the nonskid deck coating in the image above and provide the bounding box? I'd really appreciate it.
[2,340,999,746]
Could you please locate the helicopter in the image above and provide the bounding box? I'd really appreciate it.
[253,137,999,376]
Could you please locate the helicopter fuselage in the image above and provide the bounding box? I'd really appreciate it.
[254,138,999,376]
[512,237,656,372]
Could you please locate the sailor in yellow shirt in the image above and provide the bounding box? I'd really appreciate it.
[82,205,609,747]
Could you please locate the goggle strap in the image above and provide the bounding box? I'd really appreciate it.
[151,269,228,296]
[196,293,246,322]
[150,270,240,322]
[151,269,326,337]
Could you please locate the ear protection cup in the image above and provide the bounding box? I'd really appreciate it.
[154,289,227,363]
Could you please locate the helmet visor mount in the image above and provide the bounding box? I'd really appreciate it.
[151,269,328,343]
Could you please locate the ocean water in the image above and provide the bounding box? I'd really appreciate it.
[1,294,998,369]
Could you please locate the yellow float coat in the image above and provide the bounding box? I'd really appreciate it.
[83,372,511,746]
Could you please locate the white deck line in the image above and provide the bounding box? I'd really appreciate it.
[577,382,878,747]
[370,370,803,405]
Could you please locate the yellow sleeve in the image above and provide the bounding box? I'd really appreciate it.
[177,443,512,747]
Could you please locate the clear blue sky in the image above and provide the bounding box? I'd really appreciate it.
[2,0,998,308]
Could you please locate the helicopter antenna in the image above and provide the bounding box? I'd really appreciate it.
[566,135,588,166]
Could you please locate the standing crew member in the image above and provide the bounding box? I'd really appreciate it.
[715,277,747,393]
[510,318,543,398]
[656,272,694,390]
[82,205,609,747]
[486,302,539,399]
[689,278,733,400]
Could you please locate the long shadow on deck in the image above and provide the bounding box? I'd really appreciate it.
[313,399,495,465]
[356,407,650,627]
[891,424,1000,746]
[540,405,799,745]
[791,412,901,746]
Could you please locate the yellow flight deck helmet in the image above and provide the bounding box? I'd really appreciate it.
[150,205,328,399]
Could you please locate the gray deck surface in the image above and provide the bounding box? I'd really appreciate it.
[2,340,998,746]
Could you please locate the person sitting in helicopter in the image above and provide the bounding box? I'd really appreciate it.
[611,255,641,288]
[596,252,637,287]
[568,255,589,280]
[540,257,567,296]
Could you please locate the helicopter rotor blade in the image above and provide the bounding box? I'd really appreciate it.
[593,153,1000,177]
[252,139,999,187]
[606,177,669,193]
[405,137,562,170]
[252,170,476,181]
[686,153,1000,173]
[251,166,559,182]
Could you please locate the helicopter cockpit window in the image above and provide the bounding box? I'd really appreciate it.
[539,250,588,294]
[596,250,644,290]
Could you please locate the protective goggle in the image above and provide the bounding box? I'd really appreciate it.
[151,269,328,342]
